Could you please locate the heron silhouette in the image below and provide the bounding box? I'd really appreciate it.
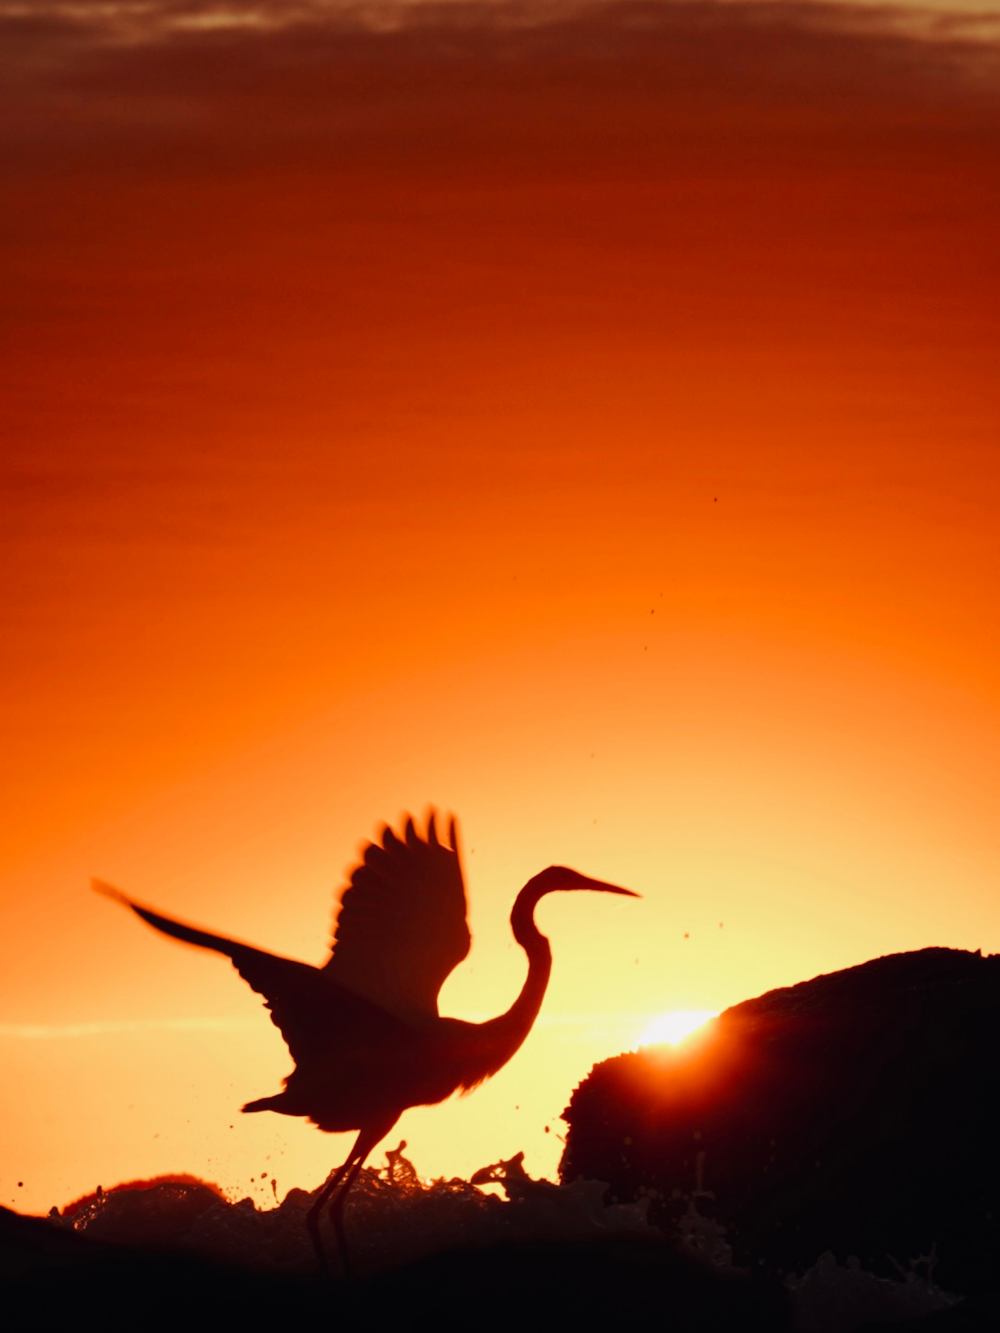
[94,813,636,1271]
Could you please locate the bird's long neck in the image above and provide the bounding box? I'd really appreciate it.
[465,882,553,1083]
[504,881,554,1037]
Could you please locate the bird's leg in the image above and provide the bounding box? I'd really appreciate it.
[328,1154,368,1278]
[307,1148,360,1279]
[306,1120,397,1279]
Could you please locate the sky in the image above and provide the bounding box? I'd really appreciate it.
[2,0,998,1216]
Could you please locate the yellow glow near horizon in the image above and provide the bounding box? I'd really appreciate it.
[637,1010,719,1049]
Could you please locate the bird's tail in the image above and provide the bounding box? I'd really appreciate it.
[242,1094,286,1114]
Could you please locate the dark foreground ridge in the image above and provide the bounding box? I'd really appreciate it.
[562,947,1000,1311]
[2,1202,788,1333]
[2,1158,992,1332]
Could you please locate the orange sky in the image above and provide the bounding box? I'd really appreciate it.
[2,0,998,1216]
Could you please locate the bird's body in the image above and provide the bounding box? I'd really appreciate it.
[95,813,635,1269]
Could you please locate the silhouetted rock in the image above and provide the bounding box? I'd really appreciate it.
[560,948,1000,1298]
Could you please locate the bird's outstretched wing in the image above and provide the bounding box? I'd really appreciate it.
[323,813,470,1019]
[91,880,399,1067]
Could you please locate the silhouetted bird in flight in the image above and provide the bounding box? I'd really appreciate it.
[94,813,636,1271]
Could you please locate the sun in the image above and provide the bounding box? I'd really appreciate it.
[636,1009,718,1049]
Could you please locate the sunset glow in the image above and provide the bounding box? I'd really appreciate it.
[1,0,998,1219]
[637,1011,719,1050]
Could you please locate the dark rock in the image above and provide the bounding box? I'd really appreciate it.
[560,947,1000,1297]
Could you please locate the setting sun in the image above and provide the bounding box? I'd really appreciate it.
[637,1010,719,1049]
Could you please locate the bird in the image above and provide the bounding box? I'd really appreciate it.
[94,812,637,1271]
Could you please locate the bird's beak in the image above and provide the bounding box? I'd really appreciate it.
[556,870,640,898]
[586,879,640,899]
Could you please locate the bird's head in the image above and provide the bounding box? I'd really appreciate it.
[511,866,638,945]
[525,865,637,898]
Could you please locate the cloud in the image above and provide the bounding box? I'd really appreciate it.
[0,1018,258,1039]
[2,0,997,164]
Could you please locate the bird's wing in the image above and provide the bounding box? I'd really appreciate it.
[93,881,376,1066]
[322,813,471,1019]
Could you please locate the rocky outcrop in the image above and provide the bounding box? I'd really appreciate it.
[560,948,1000,1296]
